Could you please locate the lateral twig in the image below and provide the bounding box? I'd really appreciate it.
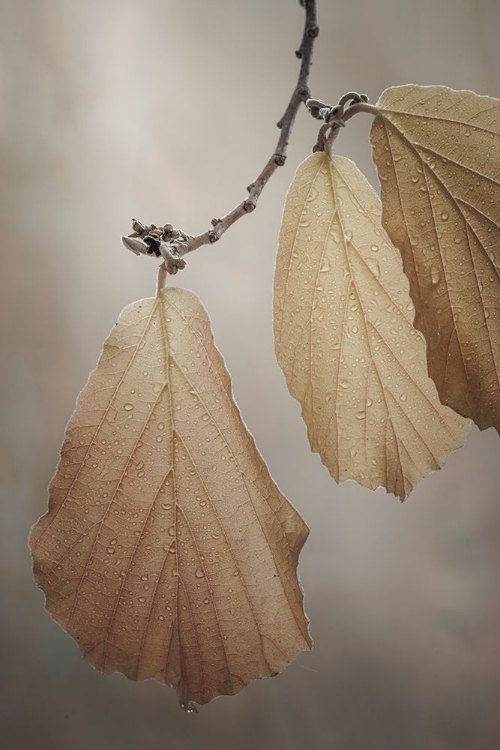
[122,0,318,273]
[305,92,374,153]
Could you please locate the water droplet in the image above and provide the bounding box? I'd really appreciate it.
[195,567,205,578]
[430,266,441,286]
[465,128,471,137]
[440,211,449,222]
[355,410,366,420]
[138,597,146,604]
[168,526,175,537]
[339,379,350,390]
[371,244,379,253]
[400,393,408,402]
[124,403,134,412]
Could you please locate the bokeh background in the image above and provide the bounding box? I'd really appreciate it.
[2,0,500,748]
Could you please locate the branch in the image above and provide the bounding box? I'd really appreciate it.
[122,0,318,274]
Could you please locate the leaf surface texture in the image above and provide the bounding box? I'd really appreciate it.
[274,153,468,499]
[371,84,500,432]
[30,288,311,708]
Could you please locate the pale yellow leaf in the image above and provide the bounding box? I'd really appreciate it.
[30,288,311,709]
[371,84,500,433]
[274,153,468,500]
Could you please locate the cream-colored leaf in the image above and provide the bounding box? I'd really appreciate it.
[274,153,468,500]
[30,288,310,709]
[371,84,500,433]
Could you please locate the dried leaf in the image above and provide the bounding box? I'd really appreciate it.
[370,84,500,432]
[274,153,468,500]
[30,288,311,708]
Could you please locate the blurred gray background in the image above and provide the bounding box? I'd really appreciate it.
[2,1,500,748]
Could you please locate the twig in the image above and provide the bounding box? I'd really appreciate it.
[305,93,374,153]
[324,99,377,153]
[121,0,318,273]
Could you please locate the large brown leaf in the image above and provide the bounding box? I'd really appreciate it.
[274,153,468,500]
[370,84,500,432]
[30,288,311,709]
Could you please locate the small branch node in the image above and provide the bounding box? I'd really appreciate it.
[211,217,222,226]
[159,243,187,275]
[243,199,257,213]
[325,104,346,127]
[208,231,219,243]
[273,153,287,167]
[306,98,328,119]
